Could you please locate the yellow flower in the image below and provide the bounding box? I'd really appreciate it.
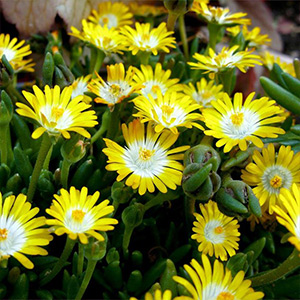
[130,289,172,300]
[273,184,300,251]
[88,63,140,106]
[70,20,125,55]
[71,75,92,103]
[121,22,176,56]
[173,255,264,300]
[133,91,204,134]
[203,92,285,152]
[227,26,271,48]
[103,119,190,195]
[0,193,52,269]
[260,51,296,77]
[129,3,167,17]
[16,85,98,139]
[133,63,181,99]
[189,46,262,75]
[46,187,118,244]
[191,3,251,26]
[88,1,133,29]
[0,33,34,72]
[242,144,300,214]
[192,200,240,261]
[183,78,224,110]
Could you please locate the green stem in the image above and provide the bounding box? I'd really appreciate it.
[40,237,76,286]
[27,133,52,203]
[159,12,178,64]
[138,51,151,65]
[206,23,222,52]
[91,49,105,78]
[77,243,84,276]
[75,259,97,300]
[218,69,235,94]
[122,225,134,259]
[90,110,110,144]
[250,248,300,287]
[0,125,9,164]
[106,105,120,140]
[200,135,214,146]
[178,14,189,60]
[61,159,72,189]
[185,197,196,226]
[5,84,26,104]
[43,144,53,170]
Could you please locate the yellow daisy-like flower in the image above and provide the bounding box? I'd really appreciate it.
[260,51,296,77]
[46,187,118,244]
[133,91,204,134]
[0,33,34,72]
[129,3,167,17]
[88,63,140,107]
[227,26,271,48]
[121,22,176,56]
[103,119,190,195]
[191,3,251,26]
[0,193,53,269]
[192,200,240,261]
[88,1,133,29]
[183,78,224,110]
[188,46,262,75]
[133,63,181,99]
[202,92,285,152]
[130,289,172,300]
[16,85,98,139]
[241,144,300,214]
[173,255,264,300]
[71,75,92,103]
[70,20,125,55]
[273,184,300,251]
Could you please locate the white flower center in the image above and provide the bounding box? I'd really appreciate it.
[141,80,166,98]
[95,36,117,52]
[220,108,260,139]
[64,207,94,233]
[202,283,233,300]
[134,34,159,51]
[261,165,292,195]
[0,216,26,257]
[99,81,132,104]
[99,14,118,28]
[39,105,74,133]
[71,80,88,99]
[295,216,300,240]
[204,220,225,244]
[0,47,16,61]
[193,91,214,108]
[123,139,168,177]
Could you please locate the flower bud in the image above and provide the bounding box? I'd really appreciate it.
[122,203,145,229]
[0,90,13,125]
[164,0,194,16]
[84,234,107,261]
[61,134,87,164]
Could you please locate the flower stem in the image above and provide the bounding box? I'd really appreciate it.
[91,49,105,78]
[77,243,84,276]
[40,237,76,286]
[61,159,72,189]
[250,248,300,287]
[106,105,120,140]
[75,259,97,300]
[5,84,26,104]
[206,23,222,52]
[90,109,110,144]
[138,51,151,65]
[178,14,189,60]
[122,225,134,259]
[27,133,52,203]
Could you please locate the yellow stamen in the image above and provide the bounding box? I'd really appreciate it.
[270,175,282,188]
[72,210,86,222]
[217,292,234,300]
[230,112,244,126]
[202,91,212,100]
[51,107,64,121]
[139,148,155,161]
[110,84,121,96]
[0,228,8,241]
[103,37,112,47]
[102,17,109,24]
[142,33,150,41]
[161,105,174,115]
[151,85,160,93]
[214,226,223,234]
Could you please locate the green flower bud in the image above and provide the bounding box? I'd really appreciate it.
[0,90,13,125]
[61,134,87,164]
[8,267,21,285]
[84,234,107,261]
[1,54,14,76]
[164,0,194,16]
[106,247,120,264]
[184,144,221,171]
[122,203,145,229]
[111,181,134,205]
[226,253,248,277]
